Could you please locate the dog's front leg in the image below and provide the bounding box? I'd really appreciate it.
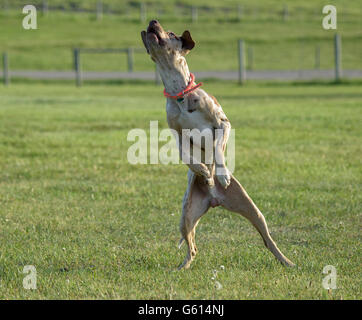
[176,132,213,185]
[214,119,231,189]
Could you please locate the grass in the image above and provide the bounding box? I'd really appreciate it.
[0,0,361,72]
[0,80,361,299]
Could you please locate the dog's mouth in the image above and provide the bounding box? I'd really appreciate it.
[141,20,167,54]
[146,25,165,46]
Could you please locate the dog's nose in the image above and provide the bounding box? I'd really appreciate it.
[149,20,158,26]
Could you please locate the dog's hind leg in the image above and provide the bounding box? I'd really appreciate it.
[178,170,211,270]
[217,175,295,267]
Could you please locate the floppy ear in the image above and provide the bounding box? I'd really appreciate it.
[181,30,195,51]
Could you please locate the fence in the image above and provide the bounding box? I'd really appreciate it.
[236,35,343,84]
[73,47,146,86]
[0,0,354,23]
[2,52,9,86]
[1,34,348,86]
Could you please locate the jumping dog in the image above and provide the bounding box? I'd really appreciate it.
[141,20,295,269]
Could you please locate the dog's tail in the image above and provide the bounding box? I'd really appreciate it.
[178,237,185,249]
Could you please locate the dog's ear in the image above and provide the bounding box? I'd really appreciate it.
[141,31,149,54]
[180,30,195,51]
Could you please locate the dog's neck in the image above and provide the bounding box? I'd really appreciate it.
[156,56,191,96]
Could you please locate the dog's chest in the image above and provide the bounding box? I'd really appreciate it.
[166,99,211,132]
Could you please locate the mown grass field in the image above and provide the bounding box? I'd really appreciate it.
[0,0,361,72]
[0,80,361,299]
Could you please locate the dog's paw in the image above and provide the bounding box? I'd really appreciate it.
[217,172,231,189]
[198,164,212,181]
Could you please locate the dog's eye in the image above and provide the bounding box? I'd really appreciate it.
[169,32,175,37]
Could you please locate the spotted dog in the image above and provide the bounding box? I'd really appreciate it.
[141,20,295,269]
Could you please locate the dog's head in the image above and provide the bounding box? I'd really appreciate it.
[141,20,195,65]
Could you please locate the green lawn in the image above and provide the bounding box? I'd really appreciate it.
[0,0,361,72]
[0,80,361,299]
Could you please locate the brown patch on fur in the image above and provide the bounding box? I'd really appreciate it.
[208,94,221,108]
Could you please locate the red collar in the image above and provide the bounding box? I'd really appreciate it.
[163,73,203,100]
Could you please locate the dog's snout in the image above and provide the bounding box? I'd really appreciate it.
[149,20,158,26]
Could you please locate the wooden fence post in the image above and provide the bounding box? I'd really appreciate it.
[334,34,342,81]
[140,2,146,23]
[238,40,246,84]
[3,0,8,14]
[282,4,288,21]
[237,5,243,22]
[191,6,198,23]
[96,0,103,21]
[74,49,82,87]
[315,46,320,70]
[127,48,134,72]
[42,0,48,16]
[2,52,9,86]
[299,39,304,73]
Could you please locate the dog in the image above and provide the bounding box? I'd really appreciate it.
[141,20,295,269]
